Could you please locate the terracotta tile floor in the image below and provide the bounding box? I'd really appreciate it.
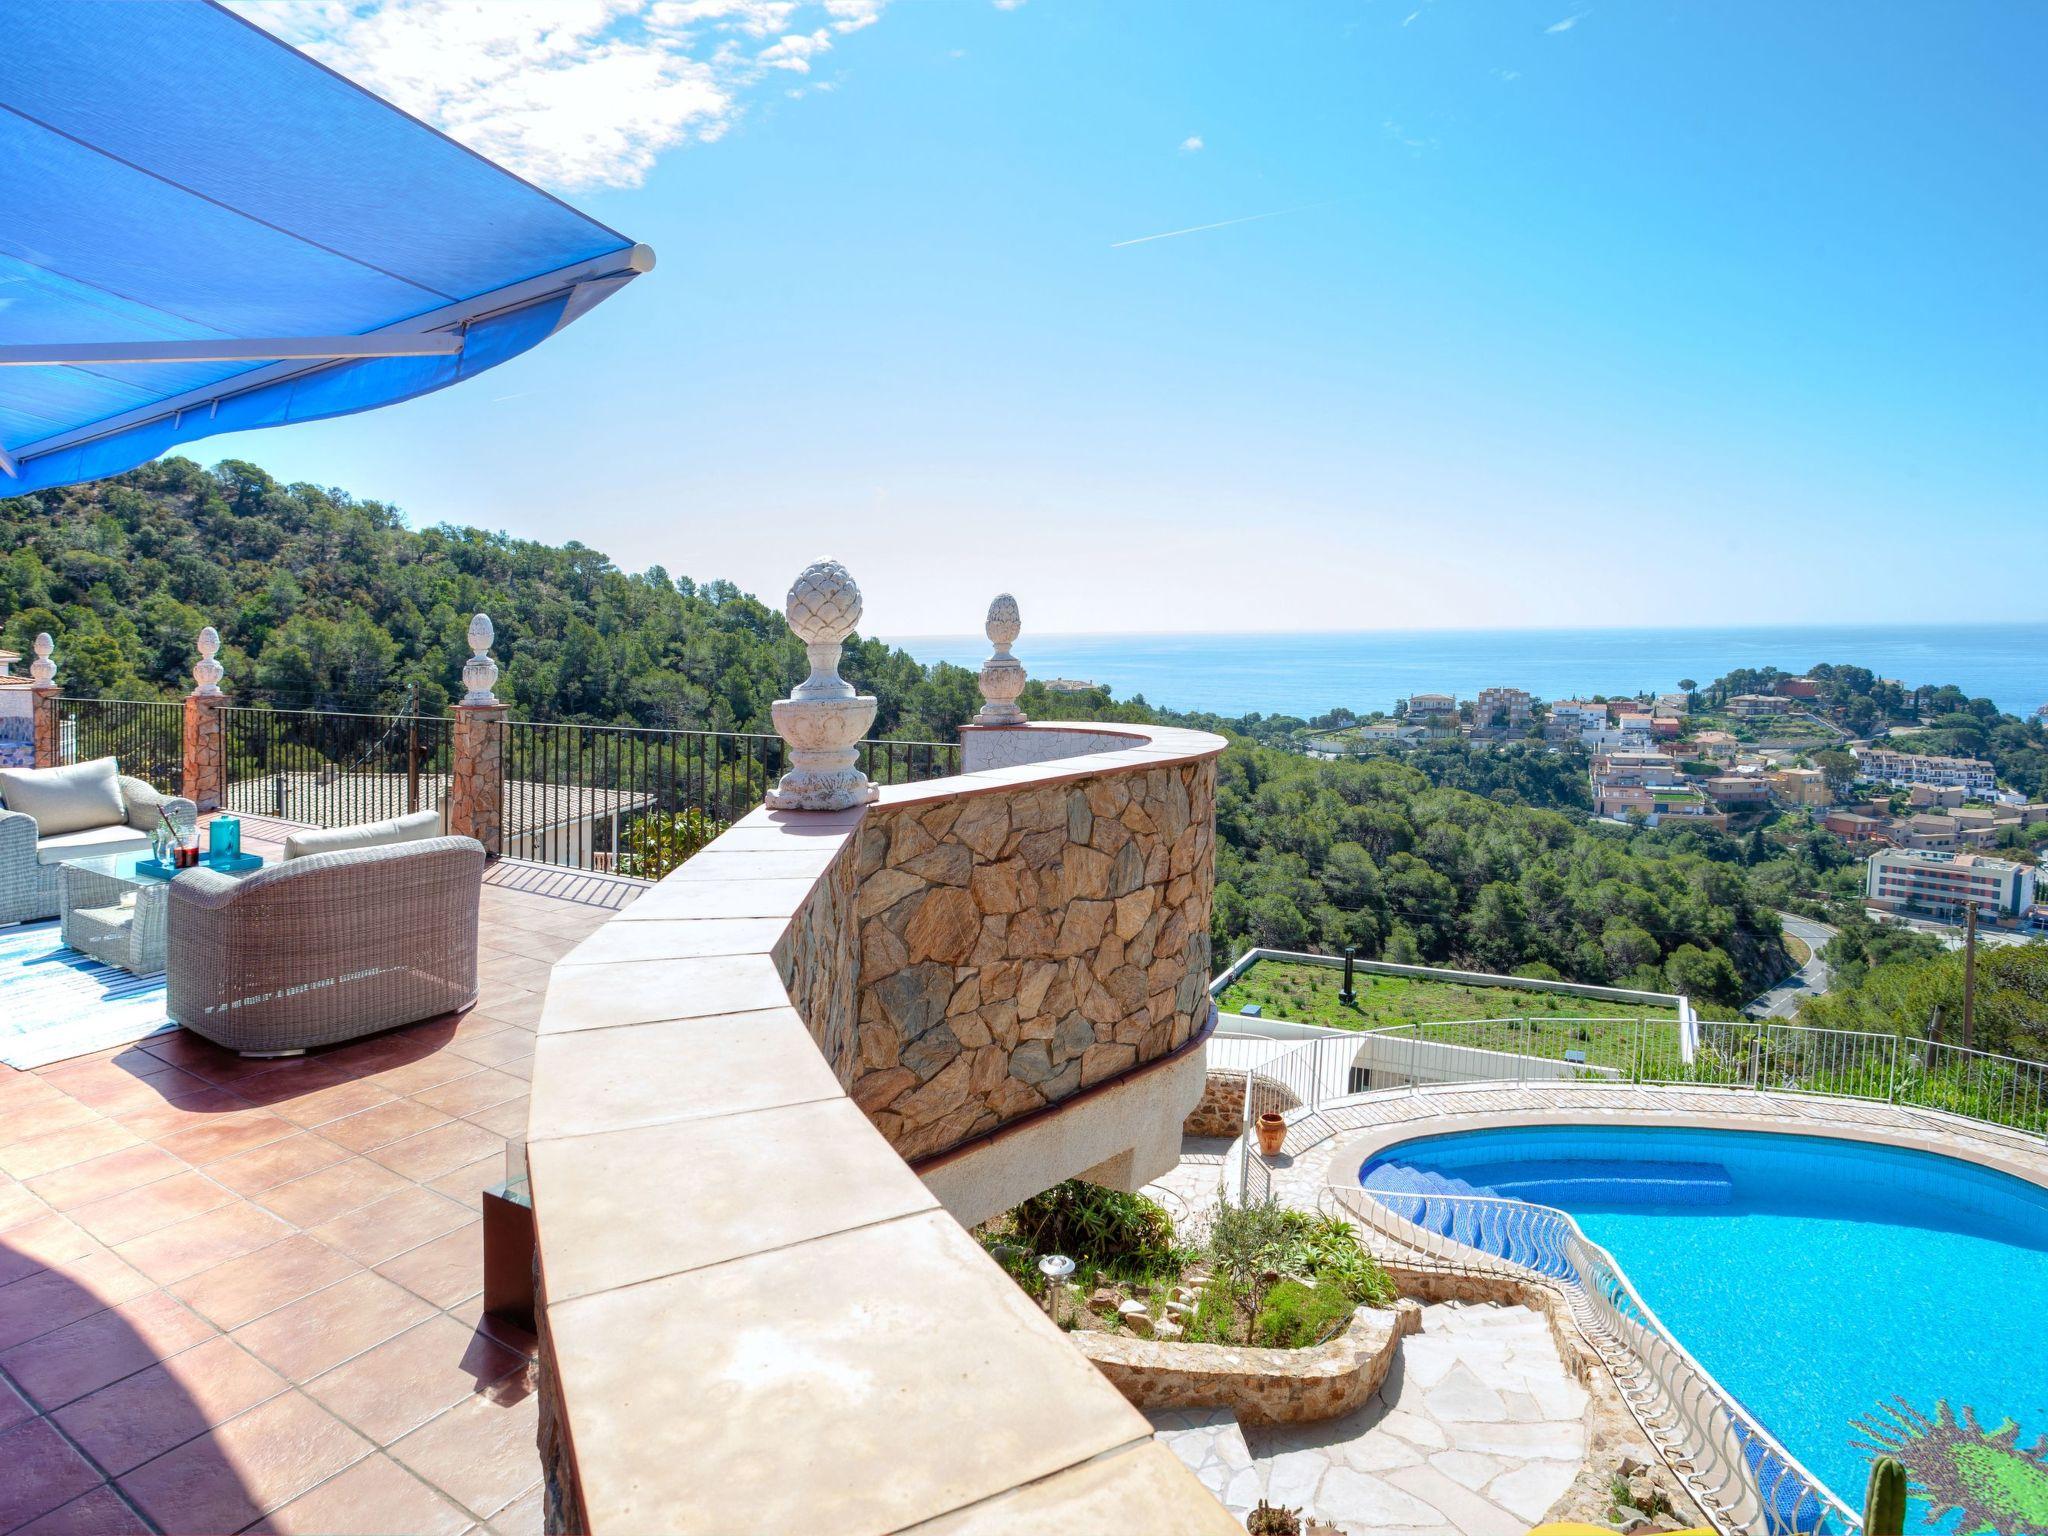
[0,839,635,1535]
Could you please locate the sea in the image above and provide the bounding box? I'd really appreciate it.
[884,623,2048,723]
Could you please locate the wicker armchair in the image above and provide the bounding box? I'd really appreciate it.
[0,774,196,928]
[167,835,484,1055]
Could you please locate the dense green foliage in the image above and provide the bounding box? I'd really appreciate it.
[0,458,978,741]
[1799,940,2048,1062]
[1208,744,1786,1006]
[999,1179,1181,1279]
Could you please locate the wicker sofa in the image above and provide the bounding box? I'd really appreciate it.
[0,759,196,927]
[167,833,485,1055]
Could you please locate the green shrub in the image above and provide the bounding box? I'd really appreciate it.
[1184,1274,1243,1344]
[1005,1181,1179,1278]
[1253,1279,1356,1348]
[1209,1201,1396,1308]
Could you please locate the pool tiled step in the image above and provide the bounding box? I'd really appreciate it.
[1359,1158,1734,1276]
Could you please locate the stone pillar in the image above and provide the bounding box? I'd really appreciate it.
[766,561,879,811]
[29,633,60,768]
[448,615,505,857]
[182,626,227,809]
[973,594,1027,726]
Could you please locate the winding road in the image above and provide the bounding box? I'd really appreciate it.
[1746,911,1838,1018]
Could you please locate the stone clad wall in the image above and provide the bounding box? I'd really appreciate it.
[774,840,860,1078]
[1181,1070,1302,1139]
[849,757,1218,1163]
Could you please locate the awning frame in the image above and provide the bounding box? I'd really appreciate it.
[2,242,654,478]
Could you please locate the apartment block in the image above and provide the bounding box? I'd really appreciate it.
[1727,693,1793,719]
[1474,686,1533,731]
[1767,767,1832,806]
[1858,747,1998,798]
[1706,774,1772,805]
[1866,848,2038,920]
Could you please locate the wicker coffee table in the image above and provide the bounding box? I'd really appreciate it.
[59,850,268,976]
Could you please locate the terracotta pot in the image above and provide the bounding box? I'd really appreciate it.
[1255,1112,1287,1157]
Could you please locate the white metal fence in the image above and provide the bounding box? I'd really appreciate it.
[1225,1014,2048,1533]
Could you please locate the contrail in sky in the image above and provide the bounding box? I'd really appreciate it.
[1110,202,1329,249]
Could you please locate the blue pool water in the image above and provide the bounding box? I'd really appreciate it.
[1361,1127,2048,1534]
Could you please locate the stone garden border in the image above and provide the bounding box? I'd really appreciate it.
[1073,1300,1421,1426]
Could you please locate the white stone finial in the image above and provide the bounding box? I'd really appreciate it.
[973,593,1027,726]
[192,626,225,697]
[766,559,879,810]
[461,613,500,707]
[29,632,55,687]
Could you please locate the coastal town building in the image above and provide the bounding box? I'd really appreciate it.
[1824,810,1887,843]
[1727,693,1793,720]
[1908,783,1967,809]
[1687,729,1741,762]
[1857,747,1998,799]
[1774,678,1821,699]
[1403,691,1457,718]
[1893,813,1962,851]
[1767,767,1832,807]
[1354,720,1428,747]
[1474,686,1534,732]
[1654,691,1690,717]
[1548,699,1607,736]
[1866,848,2038,921]
[1705,774,1772,806]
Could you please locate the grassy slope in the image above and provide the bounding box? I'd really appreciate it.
[1216,959,1680,1032]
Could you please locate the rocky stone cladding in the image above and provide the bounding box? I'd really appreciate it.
[849,758,1217,1163]
[1182,1070,1301,1139]
[181,694,225,810]
[1075,1301,1421,1427]
[447,703,506,856]
[774,841,860,1079]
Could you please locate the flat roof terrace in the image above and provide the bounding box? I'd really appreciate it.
[0,819,641,1535]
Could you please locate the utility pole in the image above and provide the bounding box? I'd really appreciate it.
[1339,946,1357,1007]
[1961,904,1978,1053]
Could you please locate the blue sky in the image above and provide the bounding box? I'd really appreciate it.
[208,0,2046,635]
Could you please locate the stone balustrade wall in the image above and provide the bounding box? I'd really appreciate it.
[528,722,1236,1536]
[848,756,1216,1163]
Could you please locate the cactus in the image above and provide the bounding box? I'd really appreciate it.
[1864,1455,1907,1536]
[1244,1500,1301,1536]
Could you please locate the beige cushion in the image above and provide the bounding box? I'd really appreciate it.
[0,757,127,836]
[284,808,443,861]
[36,823,154,864]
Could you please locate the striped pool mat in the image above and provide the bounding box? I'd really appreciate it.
[0,920,174,1069]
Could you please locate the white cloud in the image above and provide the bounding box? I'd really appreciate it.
[1545,13,1583,32]
[228,0,890,191]
[991,0,1027,9]
[1180,135,1204,153]
[758,27,832,71]
[1492,67,1522,81]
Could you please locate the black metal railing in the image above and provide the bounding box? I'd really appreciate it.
[498,722,960,880]
[43,697,961,884]
[58,697,185,787]
[219,703,453,829]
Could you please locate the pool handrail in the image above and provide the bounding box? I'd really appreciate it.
[1325,1181,1860,1536]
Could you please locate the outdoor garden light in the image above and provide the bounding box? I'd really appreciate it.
[1340,945,1357,1005]
[1037,1254,1075,1320]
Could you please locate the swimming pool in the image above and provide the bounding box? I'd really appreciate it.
[1358,1125,2048,1535]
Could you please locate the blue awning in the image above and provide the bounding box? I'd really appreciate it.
[0,0,652,495]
